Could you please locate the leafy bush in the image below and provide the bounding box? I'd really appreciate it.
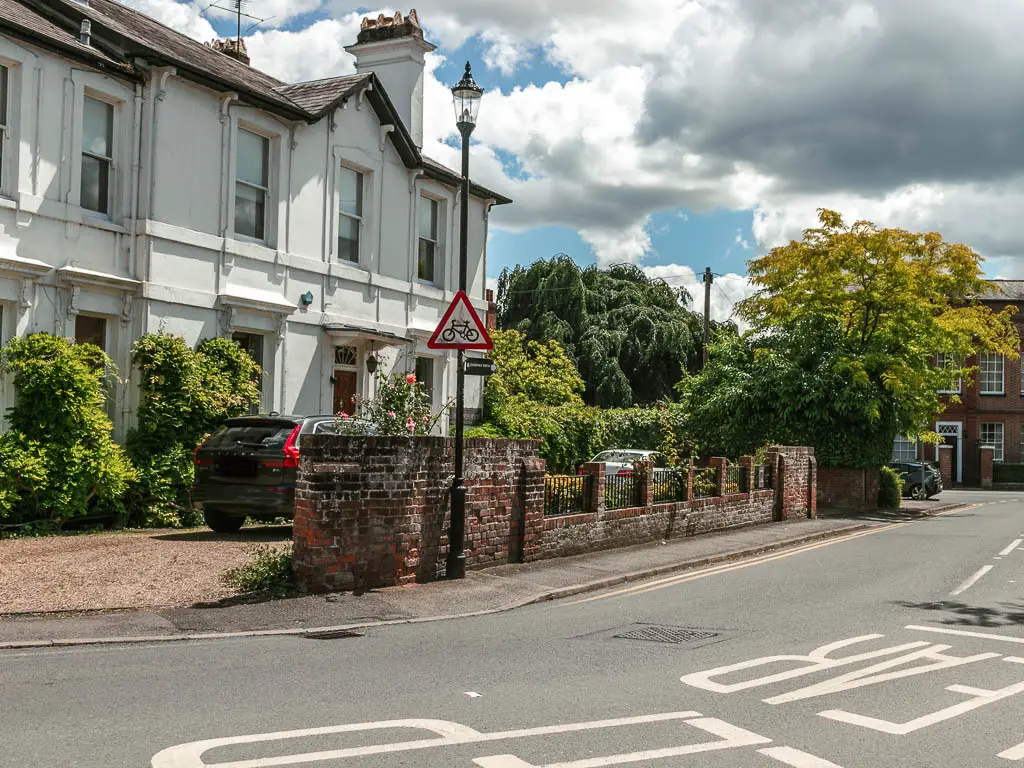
[0,333,135,527]
[877,466,902,509]
[125,333,261,527]
[341,368,441,435]
[222,544,294,594]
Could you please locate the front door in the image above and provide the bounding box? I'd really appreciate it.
[333,370,358,416]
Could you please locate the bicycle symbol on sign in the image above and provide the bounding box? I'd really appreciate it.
[442,319,481,343]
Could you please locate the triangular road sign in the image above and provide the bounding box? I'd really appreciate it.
[428,290,493,350]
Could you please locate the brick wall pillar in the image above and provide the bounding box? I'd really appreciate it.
[685,458,695,501]
[938,445,953,488]
[766,445,816,519]
[709,457,727,497]
[582,462,606,515]
[980,445,994,489]
[738,455,754,494]
[638,461,654,508]
[519,457,547,562]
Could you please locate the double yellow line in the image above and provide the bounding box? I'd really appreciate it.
[563,505,974,606]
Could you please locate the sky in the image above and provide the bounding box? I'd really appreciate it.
[123,0,1024,322]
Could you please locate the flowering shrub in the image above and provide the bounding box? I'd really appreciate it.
[339,369,444,436]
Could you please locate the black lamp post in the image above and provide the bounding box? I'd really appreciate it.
[446,62,483,580]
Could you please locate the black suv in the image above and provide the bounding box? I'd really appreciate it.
[887,461,943,500]
[192,414,371,532]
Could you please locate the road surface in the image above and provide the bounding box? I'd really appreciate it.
[2,490,1023,767]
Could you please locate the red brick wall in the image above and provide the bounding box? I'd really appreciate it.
[767,446,818,519]
[293,436,543,593]
[817,467,878,509]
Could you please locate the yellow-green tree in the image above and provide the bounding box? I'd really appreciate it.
[682,210,1019,467]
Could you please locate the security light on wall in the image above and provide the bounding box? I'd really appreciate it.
[300,290,314,307]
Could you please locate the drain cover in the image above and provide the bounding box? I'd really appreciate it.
[614,626,718,644]
[303,629,364,640]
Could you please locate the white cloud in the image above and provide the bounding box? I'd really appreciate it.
[245,15,363,81]
[641,264,754,324]
[118,0,217,41]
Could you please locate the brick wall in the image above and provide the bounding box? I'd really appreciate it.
[293,436,542,593]
[817,467,879,509]
[294,440,816,591]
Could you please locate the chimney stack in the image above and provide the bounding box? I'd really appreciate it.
[344,10,436,148]
[207,38,251,66]
[80,18,92,46]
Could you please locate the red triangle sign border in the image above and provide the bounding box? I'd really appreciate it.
[427,290,494,350]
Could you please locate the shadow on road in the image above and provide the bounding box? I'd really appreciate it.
[819,508,974,523]
[894,599,1024,628]
[150,525,293,543]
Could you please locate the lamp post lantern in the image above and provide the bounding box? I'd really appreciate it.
[446,62,483,580]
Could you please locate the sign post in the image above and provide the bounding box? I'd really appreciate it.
[428,290,493,579]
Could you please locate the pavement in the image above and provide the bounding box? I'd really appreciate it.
[0,515,893,649]
[1,488,1017,768]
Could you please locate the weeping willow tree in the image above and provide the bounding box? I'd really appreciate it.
[496,256,713,407]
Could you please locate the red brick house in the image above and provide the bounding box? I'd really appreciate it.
[892,280,1024,485]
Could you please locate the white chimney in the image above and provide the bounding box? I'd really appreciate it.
[344,10,436,148]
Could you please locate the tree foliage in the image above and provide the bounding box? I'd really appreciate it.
[682,210,1020,467]
[0,333,135,527]
[497,256,711,407]
[125,333,261,527]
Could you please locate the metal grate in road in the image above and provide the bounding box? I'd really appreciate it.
[614,625,718,644]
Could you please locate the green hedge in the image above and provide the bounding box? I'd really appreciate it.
[877,466,902,509]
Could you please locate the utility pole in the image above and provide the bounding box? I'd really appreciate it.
[702,267,712,367]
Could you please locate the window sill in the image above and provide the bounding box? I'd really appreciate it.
[980,392,1006,396]
[0,195,17,211]
[80,212,126,234]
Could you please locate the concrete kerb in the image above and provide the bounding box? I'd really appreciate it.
[0,522,881,651]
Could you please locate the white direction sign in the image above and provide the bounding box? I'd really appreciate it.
[428,290,493,351]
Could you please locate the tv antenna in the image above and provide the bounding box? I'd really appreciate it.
[202,0,271,45]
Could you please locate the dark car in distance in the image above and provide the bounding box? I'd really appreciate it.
[887,460,943,500]
[192,414,372,532]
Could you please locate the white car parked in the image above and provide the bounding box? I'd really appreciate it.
[587,449,669,477]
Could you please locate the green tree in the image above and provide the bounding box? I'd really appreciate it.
[497,256,710,407]
[682,210,1020,467]
[125,333,261,527]
[0,333,135,527]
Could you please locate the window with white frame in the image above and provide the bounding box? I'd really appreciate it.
[418,196,439,283]
[979,353,1004,394]
[892,435,917,461]
[0,66,9,191]
[81,96,113,214]
[337,166,362,263]
[235,128,269,241]
[981,422,1004,463]
[936,352,961,393]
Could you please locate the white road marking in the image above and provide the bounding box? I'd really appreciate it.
[819,676,1024,735]
[759,746,845,767]
[151,712,706,768]
[466,692,484,697]
[999,742,1024,760]
[470,717,772,767]
[999,539,1024,557]
[681,635,930,694]
[951,565,993,595]
[763,645,999,705]
[906,626,1024,645]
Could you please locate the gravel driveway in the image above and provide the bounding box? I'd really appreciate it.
[0,526,292,614]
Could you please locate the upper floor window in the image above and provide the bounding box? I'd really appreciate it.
[418,196,439,283]
[338,166,362,263]
[979,352,1004,395]
[235,128,269,241]
[935,352,961,394]
[0,66,8,190]
[81,96,113,214]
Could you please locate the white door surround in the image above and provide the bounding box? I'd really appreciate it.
[936,421,963,484]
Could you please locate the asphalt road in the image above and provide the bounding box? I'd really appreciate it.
[2,490,1023,768]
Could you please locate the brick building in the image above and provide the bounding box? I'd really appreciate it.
[892,280,1024,486]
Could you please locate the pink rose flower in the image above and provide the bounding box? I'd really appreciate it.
[422,415,429,424]
[340,412,349,419]
[388,410,396,418]
[406,373,416,384]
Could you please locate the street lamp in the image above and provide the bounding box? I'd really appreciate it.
[446,62,483,581]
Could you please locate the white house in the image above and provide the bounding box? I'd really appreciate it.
[0,0,509,438]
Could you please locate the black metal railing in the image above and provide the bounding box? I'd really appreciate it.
[724,465,741,495]
[605,472,642,510]
[691,467,718,499]
[652,469,687,503]
[544,474,593,517]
